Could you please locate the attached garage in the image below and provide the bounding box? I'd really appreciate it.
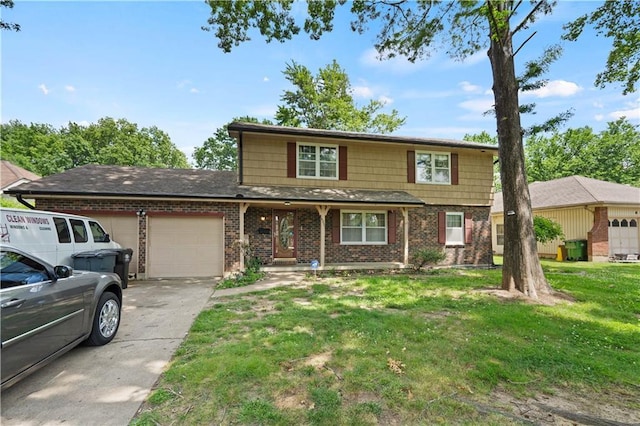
[609,218,639,256]
[147,215,224,278]
[90,214,139,275]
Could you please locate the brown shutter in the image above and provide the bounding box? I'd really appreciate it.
[464,212,473,244]
[438,211,446,244]
[339,146,347,180]
[287,142,296,178]
[407,150,415,183]
[451,153,459,185]
[332,209,341,243]
[388,210,397,244]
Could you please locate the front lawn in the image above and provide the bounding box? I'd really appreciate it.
[132,260,639,425]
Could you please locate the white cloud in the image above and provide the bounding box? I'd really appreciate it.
[65,85,76,92]
[351,85,374,98]
[263,76,269,82]
[609,107,640,121]
[528,80,582,98]
[38,84,50,95]
[594,114,604,121]
[176,79,191,89]
[378,95,393,105]
[459,98,494,113]
[359,48,430,74]
[593,101,604,108]
[459,81,482,93]
[190,88,199,94]
[444,51,487,68]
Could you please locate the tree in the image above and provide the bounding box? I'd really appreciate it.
[1,0,20,32]
[563,0,640,95]
[193,116,272,170]
[276,60,405,133]
[526,118,640,186]
[0,118,189,176]
[533,216,564,244]
[203,0,559,297]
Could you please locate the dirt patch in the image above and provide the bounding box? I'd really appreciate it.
[303,351,333,369]
[274,387,310,410]
[491,387,640,425]
[475,288,575,306]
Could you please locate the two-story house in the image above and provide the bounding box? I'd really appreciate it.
[4,122,497,279]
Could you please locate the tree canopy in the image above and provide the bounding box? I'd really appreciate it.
[275,60,405,133]
[193,116,273,170]
[0,0,20,32]
[525,118,640,187]
[0,118,189,176]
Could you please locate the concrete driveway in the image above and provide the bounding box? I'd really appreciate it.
[0,277,217,426]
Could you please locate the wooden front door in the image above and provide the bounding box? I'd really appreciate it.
[273,210,296,260]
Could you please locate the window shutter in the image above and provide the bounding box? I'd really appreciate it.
[287,142,296,178]
[451,153,459,185]
[438,211,446,244]
[339,146,348,180]
[464,212,473,244]
[332,209,341,243]
[388,210,397,244]
[407,150,416,183]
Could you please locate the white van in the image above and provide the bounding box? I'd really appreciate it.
[0,208,122,268]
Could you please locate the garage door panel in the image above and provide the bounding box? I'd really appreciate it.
[90,215,138,274]
[148,217,223,278]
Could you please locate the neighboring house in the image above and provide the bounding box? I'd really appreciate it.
[1,160,40,197]
[5,122,497,278]
[491,176,640,261]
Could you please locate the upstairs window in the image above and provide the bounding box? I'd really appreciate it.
[416,152,450,184]
[298,143,338,179]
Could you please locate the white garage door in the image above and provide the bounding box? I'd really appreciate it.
[91,215,139,275]
[609,218,639,256]
[147,216,224,278]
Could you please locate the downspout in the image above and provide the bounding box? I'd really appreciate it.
[16,194,36,210]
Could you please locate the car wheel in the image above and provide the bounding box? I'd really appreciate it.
[86,291,121,346]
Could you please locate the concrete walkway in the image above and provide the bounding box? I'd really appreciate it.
[211,271,307,298]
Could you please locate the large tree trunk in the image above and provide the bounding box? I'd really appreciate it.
[487,2,551,298]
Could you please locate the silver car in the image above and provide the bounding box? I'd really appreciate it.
[1,245,123,390]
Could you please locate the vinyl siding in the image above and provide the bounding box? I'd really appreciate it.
[241,134,495,206]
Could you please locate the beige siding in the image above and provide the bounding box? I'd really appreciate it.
[241,134,495,206]
[492,206,594,256]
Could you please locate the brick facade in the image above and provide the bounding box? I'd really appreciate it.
[588,206,609,261]
[36,198,240,274]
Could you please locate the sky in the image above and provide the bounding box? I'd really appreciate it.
[2,1,639,162]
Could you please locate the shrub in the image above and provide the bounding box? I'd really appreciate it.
[412,248,446,270]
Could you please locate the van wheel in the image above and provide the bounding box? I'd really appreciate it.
[86,292,120,346]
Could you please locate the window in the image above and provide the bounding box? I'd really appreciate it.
[70,219,88,243]
[89,221,109,243]
[1,249,50,289]
[54,217,71,244]
[298,143,338,179]
[446,212,464,245]
[416,152,450,184]
[341,211,387,244]
[496,224,505,246]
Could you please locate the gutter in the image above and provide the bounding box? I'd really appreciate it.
[16,194,36,210]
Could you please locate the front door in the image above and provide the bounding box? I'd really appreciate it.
[273,210,296,260]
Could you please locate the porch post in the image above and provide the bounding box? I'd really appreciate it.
[239,203,250,271]
[402,208,410,266]
[316,205,331,267]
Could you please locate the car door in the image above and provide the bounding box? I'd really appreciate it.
[1,249,89,385]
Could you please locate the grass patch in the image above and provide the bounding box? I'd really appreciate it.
[132,260,640,425]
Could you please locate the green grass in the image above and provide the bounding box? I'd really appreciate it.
[131,260,640,425]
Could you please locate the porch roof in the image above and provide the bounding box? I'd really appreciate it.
[6,164,424,207]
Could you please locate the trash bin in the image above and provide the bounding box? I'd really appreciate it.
[113,248,133,289]
[72,248,133,289]
[564,239,587,261]
[72,250,118,274]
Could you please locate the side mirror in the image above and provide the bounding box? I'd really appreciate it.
[104,234,111,243]
[54,265,73,279]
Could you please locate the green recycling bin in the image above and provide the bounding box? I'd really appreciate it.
[564,239,587,261]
